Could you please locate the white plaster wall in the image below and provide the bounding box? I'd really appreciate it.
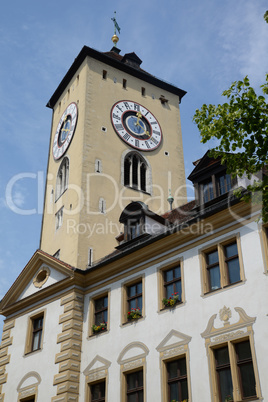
[3,297,63,401]
[79,220,268,402]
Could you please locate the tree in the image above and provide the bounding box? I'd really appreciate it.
[193,75,268,222]
[264,10,268,23]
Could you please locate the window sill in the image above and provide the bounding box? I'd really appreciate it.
[159,301,184,313]
[203,280,244,297]
[122,316,144,327]
[24,348,42,357]
[89,329,109,338]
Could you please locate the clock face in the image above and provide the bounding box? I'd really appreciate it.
[53,102,78,160]
[111,101,162,151]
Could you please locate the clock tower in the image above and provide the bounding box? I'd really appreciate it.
[40,44,187,269]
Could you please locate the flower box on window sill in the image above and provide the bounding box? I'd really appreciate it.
[127,308,142,321]
[92,322,107,334]
[162,293,180,307]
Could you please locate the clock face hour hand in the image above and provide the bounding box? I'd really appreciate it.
[134,112,150,136]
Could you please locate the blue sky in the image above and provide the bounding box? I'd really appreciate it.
[0,0,267,333]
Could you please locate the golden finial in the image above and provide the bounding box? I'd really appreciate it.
[111,11,121,47]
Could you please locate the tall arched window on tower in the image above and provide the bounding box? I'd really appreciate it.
[55,157,69,201]
[123,152,150,193]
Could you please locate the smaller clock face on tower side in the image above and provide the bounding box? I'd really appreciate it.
[111,100,162,151]
[53,102,78,160]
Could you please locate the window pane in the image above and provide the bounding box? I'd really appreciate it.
[137,296,142,310]
[209,266,221,290]
[127,373,136,390]
[136,282,142,294]
[170,382,179,401]
[168,361,178,379]
[129,299,136,310]
[227,258,240,283]
[129,284,137,297]
[236,341,251,360]
[215,346,229,365]
[177,357,187,376]
[181,378,189,400]
[174,266,181,278]
[165,269,173,282]
[174,281,182,299]
[239,363,256,397]
[225,243,238,258]
[166,284,174,299]
[207,250,219,265]
[218,368,233,402]
[32,332,40,351]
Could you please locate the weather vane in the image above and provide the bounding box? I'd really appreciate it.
[111,11,121,47]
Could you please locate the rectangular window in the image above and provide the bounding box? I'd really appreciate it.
[123,278,144,323]
[167,357,188,402]
[202,239,242,293]
[141,87,146,96]
[90,380,106,402]
[126,370,143,402]
[123,79,127,89]
[92,294,108,334]
[55,207,63,230]
[31,315,43,351]
[102,70,107,80]
[25,312,44,354]
[163,266,182,305]
[213,340,256,401]
[217,173,232,196]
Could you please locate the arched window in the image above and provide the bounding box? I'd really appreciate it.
[123,152,150,193]
[55,157,69,201]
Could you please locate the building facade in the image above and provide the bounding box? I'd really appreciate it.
[0,43,267,402]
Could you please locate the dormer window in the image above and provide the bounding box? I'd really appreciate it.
[200,172,232,204]
[117,202,169,249]
[188,151,236,207]
[127,217,144,241]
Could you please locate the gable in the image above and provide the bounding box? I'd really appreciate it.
[0,250,75,313]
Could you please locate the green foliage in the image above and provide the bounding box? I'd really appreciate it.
[193,75,268,222]
[264,10,268,23]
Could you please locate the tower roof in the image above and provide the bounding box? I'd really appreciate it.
[47,45,186,109]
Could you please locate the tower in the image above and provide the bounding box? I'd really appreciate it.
[40,43,187,269]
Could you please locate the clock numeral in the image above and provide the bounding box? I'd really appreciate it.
[145,141,151,149]
[135,139,140,148]
[153,130,161,136]
[123,101,130,110]
[144,111,150,117]
[123,133,131,141]
[133,103,140,112]
[115,124,124,131]
[151,137,159,145]
[116,105,124,113]
[112,113,121,121]
[150,121,158,125]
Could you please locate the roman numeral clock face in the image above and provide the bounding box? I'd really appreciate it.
[111,101,162,151]
[53,103,78,160]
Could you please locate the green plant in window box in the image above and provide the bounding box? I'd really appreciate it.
[127,308,142,320]
[92,322,107,334]
[224,396,232,402]
[162,292,180,307]
[171,399,188,402]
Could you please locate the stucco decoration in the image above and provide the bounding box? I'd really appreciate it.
[83,355,111,375]
[219,305,232,325]
[17,371,41,400]
[117,342,149,367]
[201,306,256,340]
[156,329,192,352]
[33,266,51,288]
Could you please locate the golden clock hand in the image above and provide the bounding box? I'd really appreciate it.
[135,120,150,136]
